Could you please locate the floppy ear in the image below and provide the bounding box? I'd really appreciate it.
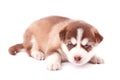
[91,27,103,43]
[94,31,103,43]
[59,28,66,41]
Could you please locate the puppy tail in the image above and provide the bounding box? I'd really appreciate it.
[8,43,24,55]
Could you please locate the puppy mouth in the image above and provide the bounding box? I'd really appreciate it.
[73,61,85,66]
[73,58,87,65]
[73,59,83,65]
[74,60,87,65]
[74,62,80,65]
[68,58,87,65]
[74,60,83,64]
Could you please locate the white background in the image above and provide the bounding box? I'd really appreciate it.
[0,0,120,80]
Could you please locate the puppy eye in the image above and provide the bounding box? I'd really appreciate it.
[84,44,91,49]
[67,41,76,50]
[83,44,92,52]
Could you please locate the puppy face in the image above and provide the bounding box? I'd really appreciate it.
[59,21,103,65]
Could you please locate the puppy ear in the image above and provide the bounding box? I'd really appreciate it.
[94,31,103,43]
[59,28,66,41]
[91,27,103,43]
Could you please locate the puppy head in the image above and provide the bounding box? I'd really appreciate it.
[59,21,103,65]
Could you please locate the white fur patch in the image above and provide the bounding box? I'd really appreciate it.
[71,38,77,45]
[45,52,61,70]
[81,38,88,45]
[76,28,83,48]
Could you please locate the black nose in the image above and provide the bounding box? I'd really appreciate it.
[74,56,81,61]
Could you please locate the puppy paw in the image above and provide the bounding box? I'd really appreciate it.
[47,62,62,71]
[31,51,45,60]
[46,52,62,71]
[89,56,104,64]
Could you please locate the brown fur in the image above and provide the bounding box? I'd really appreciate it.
[8,16,103,58]
[9,43,23,55]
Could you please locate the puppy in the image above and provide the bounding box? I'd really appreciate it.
[9,16,104,70]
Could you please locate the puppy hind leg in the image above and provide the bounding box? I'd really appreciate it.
[31,48,45,60]
[30,37,45,60]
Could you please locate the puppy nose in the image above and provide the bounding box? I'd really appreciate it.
[74,56,81,61]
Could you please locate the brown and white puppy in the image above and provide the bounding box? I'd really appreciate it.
[9,16,104,70]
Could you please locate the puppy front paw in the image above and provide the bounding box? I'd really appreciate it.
[47,62,62,71]
[89,56,104,64]
[46,52,62,71]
